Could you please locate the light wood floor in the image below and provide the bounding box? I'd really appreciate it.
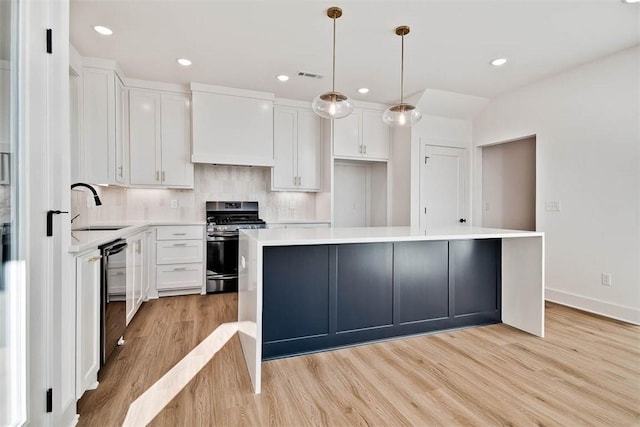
[77,294,640,426]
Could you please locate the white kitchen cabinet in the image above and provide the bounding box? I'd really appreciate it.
[155,225,205,296]
[128,89,193,188]
[81,66,128,185]
[272,106,321,191]
[126,231,146,325]
[191,83,275,166]
[333,108,390,161]
[75,249,101,399]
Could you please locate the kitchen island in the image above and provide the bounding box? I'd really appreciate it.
[238,226,544,394]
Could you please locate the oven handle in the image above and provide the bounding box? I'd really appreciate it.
[207,233,238,241]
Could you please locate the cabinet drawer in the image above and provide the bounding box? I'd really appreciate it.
[156,225,203,241]
[156,240,203,264]
[156,263,203,291]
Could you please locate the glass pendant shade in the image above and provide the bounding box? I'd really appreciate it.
[382,103,422,127]
[312,7,353,120]
[385,25,422,127]
[312,91,354,119]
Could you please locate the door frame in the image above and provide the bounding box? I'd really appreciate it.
[19,0,72,424]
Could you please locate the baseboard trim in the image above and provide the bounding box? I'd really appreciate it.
[545,288,640,325]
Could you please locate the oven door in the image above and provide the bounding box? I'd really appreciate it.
[206,232,239,293]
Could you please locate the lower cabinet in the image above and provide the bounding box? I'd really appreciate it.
[262,239,501,359]
[154,225,205,296]
[75,249,101,399]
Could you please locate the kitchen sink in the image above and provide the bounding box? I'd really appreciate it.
[72,225,129,231]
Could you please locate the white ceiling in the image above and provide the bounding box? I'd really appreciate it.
[70,0,640,105]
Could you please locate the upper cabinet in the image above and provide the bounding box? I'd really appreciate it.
[333,108,390,161]
[272,104,321,192]
[191,83,275,167]
[80,63,128,185]
[128,89,193,188]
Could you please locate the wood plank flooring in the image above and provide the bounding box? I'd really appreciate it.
[77,294,640,426]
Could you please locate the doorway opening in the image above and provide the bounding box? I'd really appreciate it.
[482,136,536,231]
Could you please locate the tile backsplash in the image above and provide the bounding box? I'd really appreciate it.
[71,164,319,227]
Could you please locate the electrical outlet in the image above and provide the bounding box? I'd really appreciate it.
[545,200,561,211]
[170,199,178,209]
[601,273,612,286]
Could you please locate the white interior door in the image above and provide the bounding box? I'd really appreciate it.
[420,145,467,229]
[334,162,369,227]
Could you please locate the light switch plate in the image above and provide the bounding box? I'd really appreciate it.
[170,199,178,209]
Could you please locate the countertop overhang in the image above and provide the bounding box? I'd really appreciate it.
[240,225,543,246]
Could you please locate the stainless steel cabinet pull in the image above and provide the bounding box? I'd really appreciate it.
[364,145,367,154]
[172,233,187,236]
[156,171,160,181]
[115,272,125,276]
[173,267,187,271]
[117,166,123,177]
[162,171,165,181]
[172,243,188,246]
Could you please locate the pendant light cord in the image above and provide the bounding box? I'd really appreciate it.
[400,31,404,105]
[332,13,336,93]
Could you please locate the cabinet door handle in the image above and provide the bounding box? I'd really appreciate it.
[162,171,165,181]
[117,166,123,177]
[172,233,187,236]
[298,176,301,186]
[363,145,367,154]
[172,267,187,271]
[172,243,188,246]
[114,272,125,276]
[156,171,160,181]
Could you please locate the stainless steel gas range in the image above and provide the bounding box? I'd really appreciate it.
[205,201,266,293]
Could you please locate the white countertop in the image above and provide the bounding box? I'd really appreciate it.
[240,225,543,246]
[69,221,205,254]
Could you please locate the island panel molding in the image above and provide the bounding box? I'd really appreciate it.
[261,239,501,360]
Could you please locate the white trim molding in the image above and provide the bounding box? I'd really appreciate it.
[546,288,640,325]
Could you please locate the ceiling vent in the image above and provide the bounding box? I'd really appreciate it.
[297,71,323,79]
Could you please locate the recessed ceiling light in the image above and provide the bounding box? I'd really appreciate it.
[358,88,369,94]
[177,58,192,66]
[276,74,289,82]
[93,25,113,36]
[490,58,508,67]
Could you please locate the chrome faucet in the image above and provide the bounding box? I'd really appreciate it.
[70,182,103,206]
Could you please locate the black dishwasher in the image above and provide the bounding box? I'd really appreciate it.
[99,238,127,370]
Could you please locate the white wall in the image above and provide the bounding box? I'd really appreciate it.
[473,46,640,324]
[482,136,536,230]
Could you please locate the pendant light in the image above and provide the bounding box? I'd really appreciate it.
[383,26,422,127]
[312,7,354,119]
